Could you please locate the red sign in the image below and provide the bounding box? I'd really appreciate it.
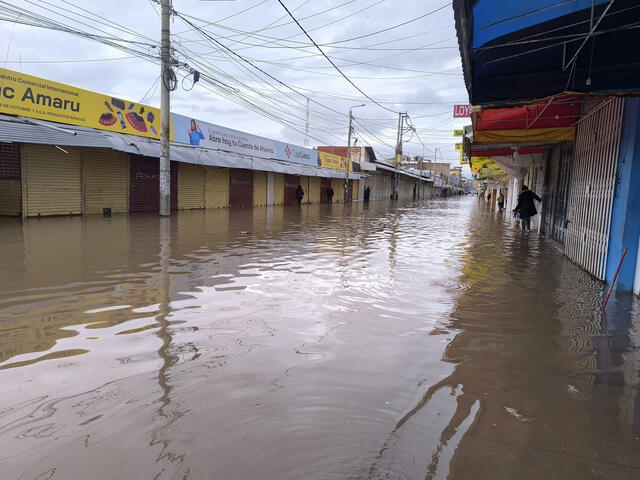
[453,104,472,118]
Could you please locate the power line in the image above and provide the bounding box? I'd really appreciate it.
[275,0,396,114]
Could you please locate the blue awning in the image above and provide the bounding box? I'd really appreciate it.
[453,0,640,105]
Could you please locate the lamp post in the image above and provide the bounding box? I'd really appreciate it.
[346,104,365,202]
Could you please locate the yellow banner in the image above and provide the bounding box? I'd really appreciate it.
[453,129,464,137]
[454,143,463,151]
[0,68,166,140]
[318,151,351,171]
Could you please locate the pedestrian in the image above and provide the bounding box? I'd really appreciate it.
[295,184,304,206]
[513,184,541,231]
[487,192,492,202]
[412,184,417,200]
[497,192,505,211]
[326,187,334,205]
[363,186,371,203]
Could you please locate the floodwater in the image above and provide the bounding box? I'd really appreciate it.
[1,198,639,480]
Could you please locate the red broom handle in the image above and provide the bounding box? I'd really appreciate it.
[601,248,628,311]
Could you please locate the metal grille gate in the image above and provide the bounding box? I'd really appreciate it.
[564,97,624,280]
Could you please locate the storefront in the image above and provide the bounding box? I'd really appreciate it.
[284,174,300,206]
[229,169,253,208]
[0,142,21,216]
[130,155,177,213]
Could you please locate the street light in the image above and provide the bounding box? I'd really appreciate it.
[346,104,366,201]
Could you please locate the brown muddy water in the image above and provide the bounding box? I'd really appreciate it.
[1,197,639,480]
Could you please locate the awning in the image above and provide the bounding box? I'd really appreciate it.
[453,0,640,105]
[0,114,363,180]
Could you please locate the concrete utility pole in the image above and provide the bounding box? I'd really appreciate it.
[159,0,172,216]
[346,104,365,201]
[394,112,406,200]
[418,155,423,199]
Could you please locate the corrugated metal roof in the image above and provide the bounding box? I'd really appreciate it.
[0,115,364,179]
[0,115,113,149]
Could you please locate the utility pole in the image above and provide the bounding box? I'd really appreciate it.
[304,98,310,147]
[346,104,365,202]
[394,112,407,200]
[159,0,172,216]
[418,155,423,199]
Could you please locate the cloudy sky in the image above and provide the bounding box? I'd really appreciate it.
[0,0,470,166]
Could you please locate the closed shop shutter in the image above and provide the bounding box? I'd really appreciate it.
[83,148,129,214]
[309,176,320,204]
[565,97,624,280]
[24,144,82,216]
[273,173,284,205]
[178,163,205,210]
[332,178,345,202]
[205,167,229,208]
[284,174,300,206]
[129,155,177,213]
[352,179,359,200]
[0,142,21,216]
[253,171,267,206]
[229,169,253,207]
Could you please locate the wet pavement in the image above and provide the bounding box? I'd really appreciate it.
[1,197,639,480]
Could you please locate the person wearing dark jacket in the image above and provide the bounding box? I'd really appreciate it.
[295,185,304,206]
[326,187,334,205]
[514,185,541,231]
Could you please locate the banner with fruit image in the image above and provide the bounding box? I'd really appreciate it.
[0,68,170,140]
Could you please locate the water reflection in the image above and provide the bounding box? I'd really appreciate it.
[0,198,638,480]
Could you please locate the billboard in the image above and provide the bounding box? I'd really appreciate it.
[0,68,164,139]
[318,151,351,171]
[0,68,324,168]
[172,113,318,166]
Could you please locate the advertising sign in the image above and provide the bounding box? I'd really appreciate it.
[318,151,351,171]
[453,129,465,136]
[172,113,318,166]
[453,104,472,118]
[454,143,463,151]
[0,68,163,139]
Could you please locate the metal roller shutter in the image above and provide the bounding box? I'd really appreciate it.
[284,174,300,206]
[178,163,205,210]
[332,178,344,202]
[253,171,267,206]
[83,148,129,214]
[24,144,82,216]
[129,155,177,213]
[309,177,320,204]
[273,173,284,205]
[229,169,253,208]
[0,142,21,216]
[565,97,624,280]
[205,167,229,208]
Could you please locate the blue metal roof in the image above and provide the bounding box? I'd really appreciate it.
[453,0,640,105]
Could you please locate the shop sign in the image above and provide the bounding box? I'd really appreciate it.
[318,151,351,171]
[453,128,464,136]
[453,104,472,118]
[0,68,163,139]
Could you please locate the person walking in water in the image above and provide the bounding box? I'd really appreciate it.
[497,192,505,211]
[363,186,371,203]
[513,185,541,231]
[295,185,304,206]
[326,186,334,205]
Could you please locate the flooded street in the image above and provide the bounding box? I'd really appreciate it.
[1,198,639,480]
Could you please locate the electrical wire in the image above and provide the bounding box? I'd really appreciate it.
[275,0,398,114]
